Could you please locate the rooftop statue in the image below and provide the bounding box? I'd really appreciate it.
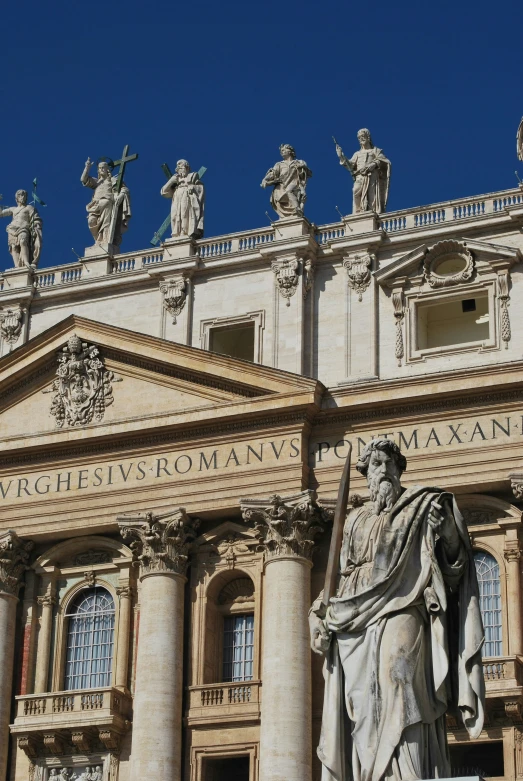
[0,189,42,269]
[160,159,205,239]
[80,145,138,254]
[335,128,391,213]
[517,116,523,166]
[261,144,312,219]
[310,438,485,781]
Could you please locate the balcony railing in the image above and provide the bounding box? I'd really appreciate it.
[483,655,523,693]
[186,680,261,726]
[13,687,132,730]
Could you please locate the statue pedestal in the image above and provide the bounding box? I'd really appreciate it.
[428,777,484,781]
[273,215,313,240]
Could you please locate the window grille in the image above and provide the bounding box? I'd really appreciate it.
[474,551,502,657]
[64,587,115,690]
[223,614,254,682]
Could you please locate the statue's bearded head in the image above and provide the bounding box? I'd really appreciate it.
[357,128,373,149]
[97,162,112,179]
[15,190,27,206]
[176,159,190,176]
[356,438,406,514]
[280,144,296,161]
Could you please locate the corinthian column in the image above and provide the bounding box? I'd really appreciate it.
[241,491,329,781]
[118,509,199,781]
[0,531,33,781]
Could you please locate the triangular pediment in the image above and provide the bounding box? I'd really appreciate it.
[0,316,321,455]
[375,238,521,286]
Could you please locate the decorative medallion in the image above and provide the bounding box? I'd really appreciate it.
[343,253,374,301]
[423,240,474,288]
[44,334,122,428]
[160,277,187,324]
[272,258,300,305]
[0,304,25,346]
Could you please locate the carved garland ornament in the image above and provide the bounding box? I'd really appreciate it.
[423,240,474,288]
[344,253,374,301]
[119,509,199,577]
[0,304,25,346]
[241,491,332,561]
[272,258,300,305]
[160,277,187,324]
[44,334,122,428]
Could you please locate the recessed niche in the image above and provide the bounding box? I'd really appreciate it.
[417,294,489,350]
[433,256,469,277]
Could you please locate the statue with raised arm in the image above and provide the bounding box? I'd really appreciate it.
[80,158,131,250]
[161,159,205,239]
[261,144,312,219]
[0,190,42,268]
[310,438,485,781]
[335,129,391,213]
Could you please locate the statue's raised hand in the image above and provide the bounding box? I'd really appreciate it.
[84,157,92,169]
[335,144,344,159]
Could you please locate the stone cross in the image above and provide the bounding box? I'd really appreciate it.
[107,145,139,246]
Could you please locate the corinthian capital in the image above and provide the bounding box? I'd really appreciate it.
[118,509,200,578]
[240,490,331,562]
[0,530,33,596]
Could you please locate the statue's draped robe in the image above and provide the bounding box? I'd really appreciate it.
[1,204,42,266]
[263,159,312,218]
[83,175,131,246]
[341,147,390,213]
[161,172,205,238]
[314,486,484,781]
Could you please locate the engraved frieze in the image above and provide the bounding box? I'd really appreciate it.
[43,334,121,428]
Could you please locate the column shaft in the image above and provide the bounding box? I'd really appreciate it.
[0,593,18,781]
[506,555,523,655]
[131,573,185,781]
[115,590,132,690]
[34,599,54,693]
[259,557,312,781]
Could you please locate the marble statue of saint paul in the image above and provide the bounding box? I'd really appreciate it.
[310,438,485,781]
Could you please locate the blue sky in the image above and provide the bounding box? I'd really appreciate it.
[0,0,522,270]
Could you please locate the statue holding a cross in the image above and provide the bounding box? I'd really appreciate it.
[160,159,205,240]
[80,145,138,254]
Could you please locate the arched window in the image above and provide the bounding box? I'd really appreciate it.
[64,587,115,690]
[474,551,502,657]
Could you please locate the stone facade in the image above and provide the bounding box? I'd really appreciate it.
[0,183,523,781]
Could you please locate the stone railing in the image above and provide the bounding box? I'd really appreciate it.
[14,687,132,724]
[378,187,523,234]
[186,680,261,726]
[482,656,523,692]
[197,227,275,259]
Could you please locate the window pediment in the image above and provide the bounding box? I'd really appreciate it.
[423,240,474,288]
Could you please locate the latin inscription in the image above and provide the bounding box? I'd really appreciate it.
[310,412,523,467]
[0,436,301,504]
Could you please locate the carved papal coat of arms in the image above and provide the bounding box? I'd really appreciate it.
[44,334,121,427]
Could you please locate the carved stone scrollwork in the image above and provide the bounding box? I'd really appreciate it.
[272,258,299,306]
[504,543,521,563]
[84,570,96,587]
[0,530,33,596]
[461,508,498,526]
[98,729,121,751]
[392,288,405,367]
[498,270,511,348]
[74,550,111,566]
[504,699,523,723]
[115,585,133,599]
[37,594,56,608]
[423,240,475,288]
[118,508,200,578]
[343,253,374,301]
[43,732,65,755]
[511,475,523,501]
[160,276,187,324]
[43,334,122,428]
[515,728,523,778]
[240,490,332,562]
[18,734,38,758]
[71,730,92,752]
[0,304,25,346]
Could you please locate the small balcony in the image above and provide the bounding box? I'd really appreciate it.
[186,680,261,727]
[11,688,132,758]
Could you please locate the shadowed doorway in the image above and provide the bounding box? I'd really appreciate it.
[203,755,250,781]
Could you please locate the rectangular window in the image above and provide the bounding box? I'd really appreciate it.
[222,614,254,682]
[416,293,489,350]
[209,323,255,362]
